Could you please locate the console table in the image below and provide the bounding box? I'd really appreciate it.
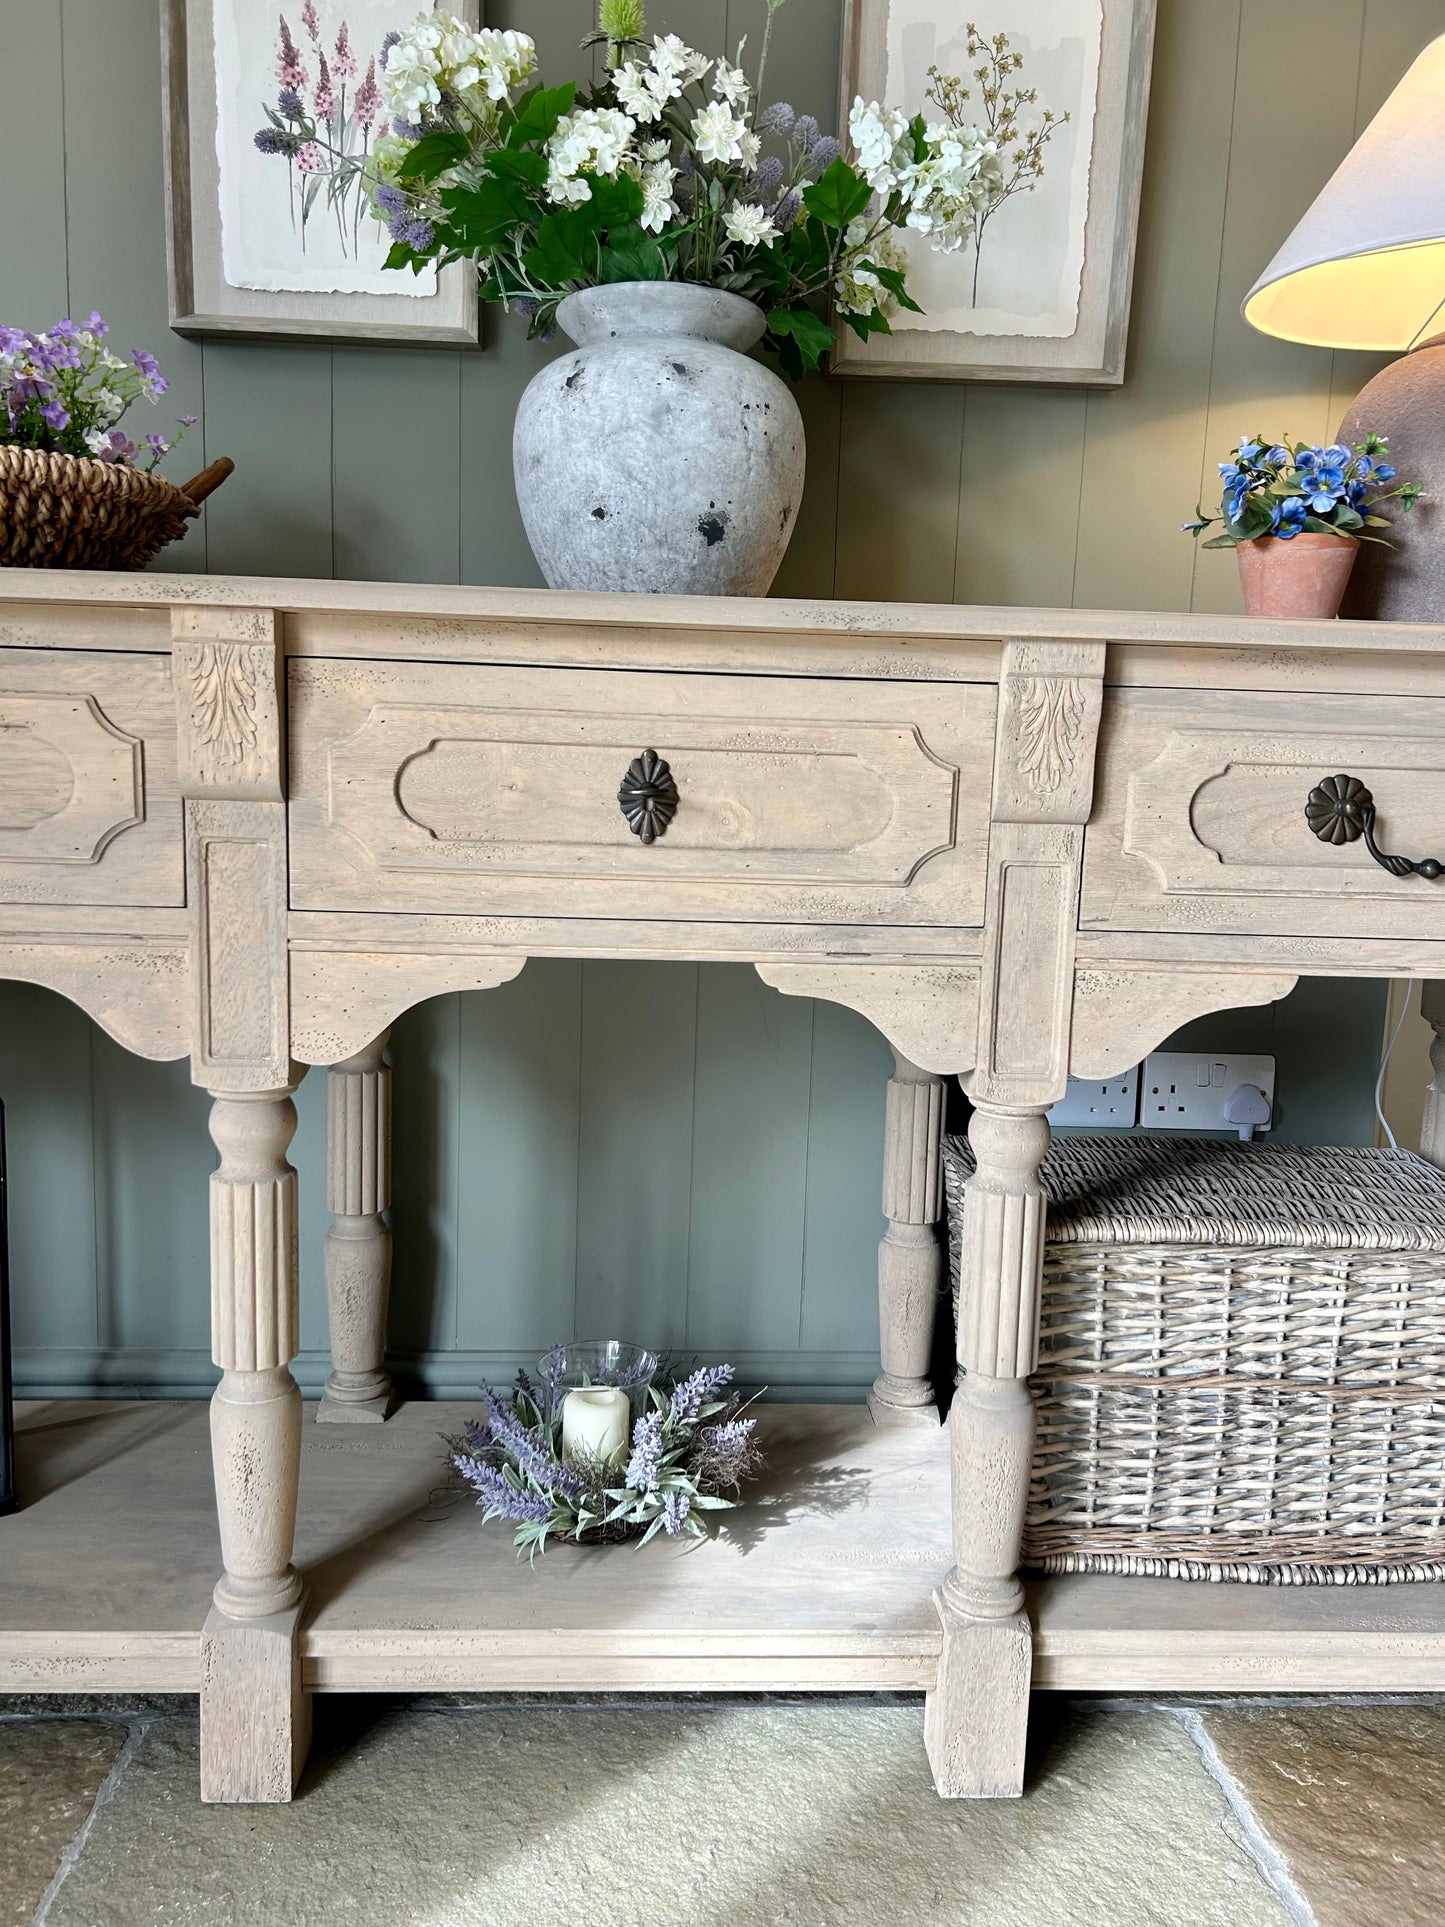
[2,569,1445,1805]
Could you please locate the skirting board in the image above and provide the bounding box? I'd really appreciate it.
[12,1346,881,1404]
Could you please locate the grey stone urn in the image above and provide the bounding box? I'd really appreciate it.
[513,282,805,596]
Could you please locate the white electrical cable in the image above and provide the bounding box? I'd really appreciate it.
[1375,979,1417,1151]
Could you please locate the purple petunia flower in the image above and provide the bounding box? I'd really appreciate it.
[131,348,161,379]
[93,430,138,466]
[85,310,108,337]
[39,397,69,432]
[145,432,168,453]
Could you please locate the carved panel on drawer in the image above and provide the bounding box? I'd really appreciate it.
[0,651,183,906]
[0,695,140,860]
[1083,688,1445,938]
[290,661,994,925]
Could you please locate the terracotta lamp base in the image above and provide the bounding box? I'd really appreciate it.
[1236,531,1359,619]
[1339,342,1445,621]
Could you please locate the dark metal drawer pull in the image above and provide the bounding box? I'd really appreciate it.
[618,749,678,844]
[1305,773,1443,880]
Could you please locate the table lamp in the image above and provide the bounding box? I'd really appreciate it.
[1242,32,1445,619]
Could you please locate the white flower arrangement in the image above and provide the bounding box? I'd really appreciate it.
[297,0,1057,376]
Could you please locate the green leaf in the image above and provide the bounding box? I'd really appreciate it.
[441,176,533,250]
[398,129,470,183]
[586,171,645,227]
[766,305,835,374]
[598,237,667,282]
[506,81,577,148]
[524,213,589,286]
[801,158,873,230]
[486,147,548,188]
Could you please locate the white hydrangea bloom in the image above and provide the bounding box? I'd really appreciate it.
[848,96,911,195]
[834,220,908,316]
[900,123,1001,252]
[639,161,680,233]
[383,14,534,120]
[545,106,638,204]
[382,17,445,120]
[723,202,780,248]
[691,100,747,165]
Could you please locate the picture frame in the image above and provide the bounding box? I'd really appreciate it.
[161,0,480,345]
[835,0,1157,384]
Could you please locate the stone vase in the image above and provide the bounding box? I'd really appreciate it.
[1235,532,1360,618]
[513,282,805,596]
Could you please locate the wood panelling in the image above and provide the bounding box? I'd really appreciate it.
[0,0,1420,1397]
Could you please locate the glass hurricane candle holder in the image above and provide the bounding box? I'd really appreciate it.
[539,1341,659,1423]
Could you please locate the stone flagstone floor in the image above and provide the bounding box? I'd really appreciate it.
[4,1693,1443,1926]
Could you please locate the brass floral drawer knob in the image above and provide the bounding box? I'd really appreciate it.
[1306,773,1443,880]
[618,749,678,845]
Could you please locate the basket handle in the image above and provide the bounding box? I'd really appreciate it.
[179,456,234,506]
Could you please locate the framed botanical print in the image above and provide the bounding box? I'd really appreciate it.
[161,0,479,343]
[835,0,1157,383]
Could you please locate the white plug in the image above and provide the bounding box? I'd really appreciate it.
[1223,1082,1272,1142]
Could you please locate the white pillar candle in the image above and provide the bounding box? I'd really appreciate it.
[561,1385,631,1466]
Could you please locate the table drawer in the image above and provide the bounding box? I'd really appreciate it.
[289,660,993,925]
[1082,688,1445,938]
[0,648,183,908]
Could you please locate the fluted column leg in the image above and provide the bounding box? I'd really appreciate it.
[1421,983,1445,1171]
[318,1032,394,1424]
[924,1101,1048,1799]
[868,1051,945,1428]
[201,1084,310,1803]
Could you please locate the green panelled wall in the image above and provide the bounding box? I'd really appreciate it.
[0,0,1428,1399]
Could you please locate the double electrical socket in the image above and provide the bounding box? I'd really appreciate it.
[1048,1053,1276,1136]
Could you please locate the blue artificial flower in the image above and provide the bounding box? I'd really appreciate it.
[1237,438,1263,464]
[1265,445,1291,466]
[1271,497,1308,538]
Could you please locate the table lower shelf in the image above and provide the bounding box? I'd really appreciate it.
[7,1399,1445,1699]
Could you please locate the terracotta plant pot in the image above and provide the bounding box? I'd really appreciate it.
[1235,531,1360,619]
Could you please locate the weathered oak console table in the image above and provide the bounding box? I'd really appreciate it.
[3,570,1445,1803]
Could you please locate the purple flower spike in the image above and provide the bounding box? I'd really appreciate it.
[625,1411,664,1493]
[661,1490,691,1535]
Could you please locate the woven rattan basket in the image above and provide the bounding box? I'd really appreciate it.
[943,1135,1445,1584]
[0,447,232,571]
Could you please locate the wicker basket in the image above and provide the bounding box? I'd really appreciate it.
[0,446,232,571]
[943,1136,1445,1584]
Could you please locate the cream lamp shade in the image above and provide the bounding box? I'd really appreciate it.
[1243,33,1445,350]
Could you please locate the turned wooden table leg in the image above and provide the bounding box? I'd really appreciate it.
[201,1084,311,1804]
[318,1031,395,1424]
[924,1101,1047,1800]
[868,1051,945,1428]
[1421,983,1445,1170]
